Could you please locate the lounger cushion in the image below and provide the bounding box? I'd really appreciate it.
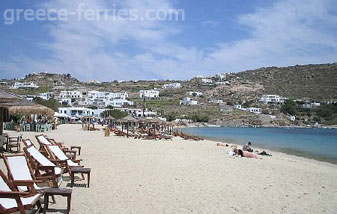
[27,146,54,166]
[25,140,33,147]
[0,175,42,209]
[67,159,79,167]
[7,156,42,191]
[48,145,80,167]
[0,194,41,209]
[37,135,51,145]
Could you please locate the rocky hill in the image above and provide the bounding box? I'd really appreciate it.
[235,63,337,100]
[22,72,81,86]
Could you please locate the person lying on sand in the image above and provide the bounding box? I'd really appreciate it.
[233,148,258,158]
[217,143,229,147]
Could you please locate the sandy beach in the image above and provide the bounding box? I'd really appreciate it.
[1,124,337,214]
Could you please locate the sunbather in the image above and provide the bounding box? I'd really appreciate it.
[233,148,258,158]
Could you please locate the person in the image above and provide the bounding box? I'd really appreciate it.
[242,142,253,152]
[233,148,258,158]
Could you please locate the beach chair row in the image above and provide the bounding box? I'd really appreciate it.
[0,135,90,214]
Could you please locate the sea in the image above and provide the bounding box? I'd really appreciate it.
[179,127,337,164]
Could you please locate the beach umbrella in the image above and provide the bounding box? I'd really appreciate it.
[120,115,138,137]
[105,115,116,121]
[0,89,54,135]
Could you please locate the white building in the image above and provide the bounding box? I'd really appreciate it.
[105,99,134,108]
[216,73,226,80]
[260,95,286,104]
[38,92,53,100]
[58,91,82,99]
[302,102,321,109]
[234,104,242,110]
[124,108,157,118]
[180,97,198,106]
[83,91,131,107]
[210,99,224,104]
[87,80,101,84]
[58,107,106,118]
[140,90,160,98]
[246,107,262,114]
[187,91,203,97]
[201,79,213,84]
[162,83,181,89]
[109,92,128,99]
[215,81,230,85]
[11,82,39,89]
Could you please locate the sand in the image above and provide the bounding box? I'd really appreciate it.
[1,124,337,214]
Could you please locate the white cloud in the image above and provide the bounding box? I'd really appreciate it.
[1,0,337,81]
[201,20,219,28]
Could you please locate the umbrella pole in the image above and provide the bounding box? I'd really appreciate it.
[0,107,4,135]
[127,123,129,138]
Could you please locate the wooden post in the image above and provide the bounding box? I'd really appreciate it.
[0,107,4,136]
[126,123,129,138]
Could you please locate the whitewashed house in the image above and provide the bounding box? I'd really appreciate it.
[87,80,101,84]
[180,97,198,106]
[126,108,157,118]
[246,107,262,114]
[58,107,106,118]
[201,79,213,84]
[215,81,230,85]
[234,104,242,110]
[38,92,54,100]
[140,90,160,98]
[105,99,134,108]
[260,95,286,104]
[302,102,321,109]
[11,82,39,89]
[162,83,181,89]
[58,91,82,99]
[210,99,224,104]
[216,73,226,80]
[83,91,132,107]
[187,91,203,97]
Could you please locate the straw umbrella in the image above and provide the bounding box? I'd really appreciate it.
[0,89,54,135]
[120,115,138,137]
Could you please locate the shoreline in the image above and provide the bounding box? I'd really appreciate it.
[177,126,337,165]
[180,123,337,129]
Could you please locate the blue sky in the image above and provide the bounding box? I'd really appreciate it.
[1,0,337,81]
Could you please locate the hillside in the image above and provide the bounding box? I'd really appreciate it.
[235,63,337,100]
[22,72,81,86]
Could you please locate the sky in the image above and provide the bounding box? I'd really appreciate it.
[0,0,337,81]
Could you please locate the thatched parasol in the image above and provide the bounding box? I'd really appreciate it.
[0,90,54,117]
[105,115,116,121]
[5,103,54,117]
[0,89,54,135]
[120,115,138,123]
[118,115,138,138]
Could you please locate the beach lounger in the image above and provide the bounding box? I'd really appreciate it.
[45,145,90,185]
[23,141,62,188]
[44,145,85,174]
[35,134,78,159]
[0,170,43,214]
[2,154,50,192]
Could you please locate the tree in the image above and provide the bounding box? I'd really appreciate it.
[101,109,128,119]
[281,99,297,115]
[88,106,98,110]
[33,97,60,111]
[165,112,177,122]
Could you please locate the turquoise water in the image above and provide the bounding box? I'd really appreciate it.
[179,127,337,164]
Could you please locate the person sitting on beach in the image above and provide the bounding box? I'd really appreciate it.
[233,148,258,158]
[242,142,253,152]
